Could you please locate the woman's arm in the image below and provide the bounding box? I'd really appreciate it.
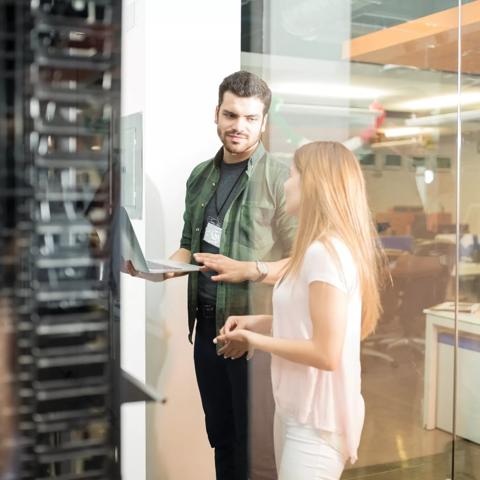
[221,314,273,335]
[217,281,348,370]
[193,253,289,286]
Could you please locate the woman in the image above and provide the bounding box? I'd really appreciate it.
[214,141,384,479]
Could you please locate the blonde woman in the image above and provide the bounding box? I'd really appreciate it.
[214,141,384,480]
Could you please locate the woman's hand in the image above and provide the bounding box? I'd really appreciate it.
[215,316,255,360]
[222,315,251,334]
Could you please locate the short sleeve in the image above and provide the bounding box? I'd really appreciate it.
[303,241,351,294]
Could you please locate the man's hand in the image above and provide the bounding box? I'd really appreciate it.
[194,253,257,283]
[123,259,139,276]
[122,260,176,281]
[122,249,195,282]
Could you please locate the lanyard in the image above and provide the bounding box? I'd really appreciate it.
[214,164,248,219]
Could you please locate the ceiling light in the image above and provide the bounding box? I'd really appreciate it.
[272,82,389,100]
[381,126,435,138]
[397,91,480,111]
[382,64,420,71]
[276,103,377,117]
[406,110,480,126]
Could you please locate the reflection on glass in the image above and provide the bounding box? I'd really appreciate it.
[385,154,402,168]
[240,0,476,478]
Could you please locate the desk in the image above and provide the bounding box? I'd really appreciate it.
[456,262,480,300]
[423,308,480,443]
[391,253,444,279]
[458,261,480,277]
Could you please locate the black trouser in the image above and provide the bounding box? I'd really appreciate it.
[194,303,248,480]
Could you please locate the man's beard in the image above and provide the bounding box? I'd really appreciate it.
[219,128,260,155]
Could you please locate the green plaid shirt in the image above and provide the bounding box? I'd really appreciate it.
[180,143,297,341]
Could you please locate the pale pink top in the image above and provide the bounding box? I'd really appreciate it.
[271,239,364,463]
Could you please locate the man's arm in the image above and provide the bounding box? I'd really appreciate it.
[165,247,193,279]
[170,247,192,264]
[124,170,197,282]
[192,163,294,286]
[193,253,289,285]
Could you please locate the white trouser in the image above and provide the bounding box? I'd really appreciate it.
[274,412,346,480]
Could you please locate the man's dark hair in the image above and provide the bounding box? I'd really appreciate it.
[218,71,272,115]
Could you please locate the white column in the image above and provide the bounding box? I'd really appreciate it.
[121,1,147,479]
[122,0,241,479]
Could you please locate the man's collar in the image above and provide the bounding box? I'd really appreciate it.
[249,142,266,169]
[214,142,266,172]
[213,148,223,167]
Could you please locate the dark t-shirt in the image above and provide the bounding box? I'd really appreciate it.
[198,158,249,304]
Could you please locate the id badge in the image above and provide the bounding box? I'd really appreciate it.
[204,217,223,248]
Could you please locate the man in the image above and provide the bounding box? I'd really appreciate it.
[129,71,295,479]
[181,71,296,480]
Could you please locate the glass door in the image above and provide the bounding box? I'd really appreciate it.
[455,1,480,477]
[241,1,477,478]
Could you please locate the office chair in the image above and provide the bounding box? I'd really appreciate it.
[362,275,401,367]
[379,235,414,252]
[381,244,454,356]
[361,243,413,367]
[362,241,455,365]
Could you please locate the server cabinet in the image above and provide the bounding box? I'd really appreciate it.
[0,1,122,478]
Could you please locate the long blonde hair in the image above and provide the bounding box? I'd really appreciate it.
[283,141,385,339]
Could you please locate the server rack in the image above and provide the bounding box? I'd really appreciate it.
[0,1,122,478]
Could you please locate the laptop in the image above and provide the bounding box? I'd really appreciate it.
[120,207,201,274]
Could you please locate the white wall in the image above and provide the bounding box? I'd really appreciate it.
[143,2,241,477]
[121,1,241,479]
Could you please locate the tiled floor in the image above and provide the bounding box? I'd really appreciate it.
[343,347,480,480]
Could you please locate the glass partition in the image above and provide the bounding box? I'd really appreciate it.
[455,1,480,476]
[241,1,473,478]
